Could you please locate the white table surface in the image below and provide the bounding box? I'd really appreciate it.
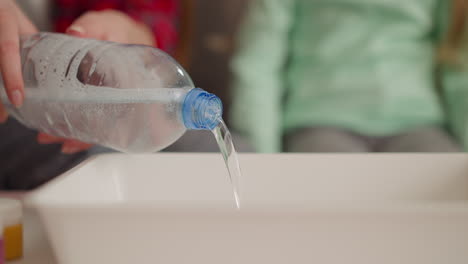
[1,192,56,264]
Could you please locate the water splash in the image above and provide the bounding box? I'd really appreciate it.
[212,120,241,208]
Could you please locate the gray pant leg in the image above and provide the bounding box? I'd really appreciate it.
[163,130,254,152]
[377,126,461,152]
[284,127,372,152]
[85,145,115,155]
[0,119,91,190]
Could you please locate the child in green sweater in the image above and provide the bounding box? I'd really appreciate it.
[230,0,468,153]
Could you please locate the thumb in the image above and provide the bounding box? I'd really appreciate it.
[66,24,86,38]
[66,12,104,39]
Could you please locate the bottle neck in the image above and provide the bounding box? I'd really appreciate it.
[182,88,223,130]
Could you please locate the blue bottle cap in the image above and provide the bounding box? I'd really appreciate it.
[182,88,223,130]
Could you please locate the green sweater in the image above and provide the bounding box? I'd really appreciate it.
[230,0,458,152]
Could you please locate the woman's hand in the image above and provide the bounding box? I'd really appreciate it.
[67,9,155,46]
[38,10,155,154]
[37,133,93,154]
[0,0,37,123]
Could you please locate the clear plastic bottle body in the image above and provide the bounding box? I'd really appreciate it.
[0,33,201,153]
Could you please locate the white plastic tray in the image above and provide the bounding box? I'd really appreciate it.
[27,154,468,264]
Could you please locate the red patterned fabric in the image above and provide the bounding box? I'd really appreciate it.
[53,0,180,54]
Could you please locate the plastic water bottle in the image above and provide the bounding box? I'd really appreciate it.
[0,33,223,153]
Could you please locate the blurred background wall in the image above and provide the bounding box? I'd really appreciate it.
[188,1,248,121]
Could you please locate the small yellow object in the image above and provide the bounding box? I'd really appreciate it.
[4,223,22,260]
[0,198,23,261]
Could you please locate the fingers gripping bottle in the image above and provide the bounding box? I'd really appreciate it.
[0,33,222,153]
